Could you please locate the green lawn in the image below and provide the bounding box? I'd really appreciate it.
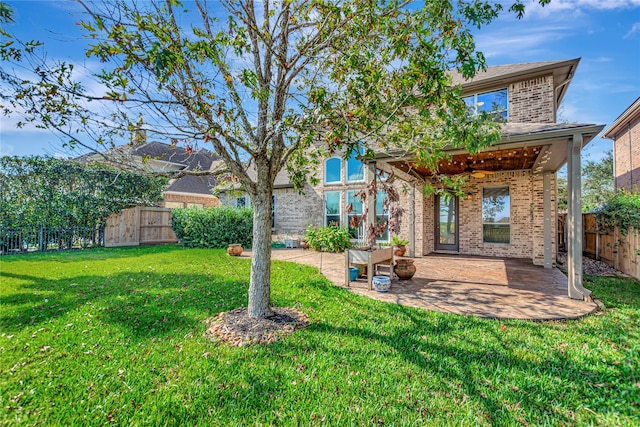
[1,246,638,426]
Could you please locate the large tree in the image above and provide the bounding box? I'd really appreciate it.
[1,0,547,318]
[557,151,614,212]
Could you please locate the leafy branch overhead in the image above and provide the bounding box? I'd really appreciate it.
[0,0,551,319]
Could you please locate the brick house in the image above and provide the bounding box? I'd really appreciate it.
[224,59,604,300]
[603,97,640,192]
[85,141,221,208]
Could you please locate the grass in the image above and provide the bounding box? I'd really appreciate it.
[1,245,639,426]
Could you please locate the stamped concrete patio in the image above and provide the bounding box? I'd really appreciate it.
[265,249,597,320]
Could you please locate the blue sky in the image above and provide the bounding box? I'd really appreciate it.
[1,0,639,163]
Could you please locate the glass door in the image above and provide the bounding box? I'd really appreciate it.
[434,193,459,252]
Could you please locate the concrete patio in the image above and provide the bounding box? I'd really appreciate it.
[263,249,597,320]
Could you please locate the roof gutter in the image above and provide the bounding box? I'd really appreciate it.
[370,124,605,163]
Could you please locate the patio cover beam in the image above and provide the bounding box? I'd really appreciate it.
[567,133,591,300]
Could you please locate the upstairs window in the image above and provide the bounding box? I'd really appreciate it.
[325,158,341,184]
[464,88,508,121]
[346,147,365,182]
[482,186,510,244]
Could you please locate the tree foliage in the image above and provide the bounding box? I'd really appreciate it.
[0,156,166,230]
[0,0,548,318]
[596,191,640,236]
[582,151,614,212]
[556,151,614,212]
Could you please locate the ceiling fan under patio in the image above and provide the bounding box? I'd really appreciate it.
[461,160,495,179]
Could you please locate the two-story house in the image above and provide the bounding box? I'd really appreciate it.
[225,58,604,300]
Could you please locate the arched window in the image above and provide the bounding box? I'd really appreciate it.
[324,158,341,184]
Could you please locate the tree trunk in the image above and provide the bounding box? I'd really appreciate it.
[247,181,274,319]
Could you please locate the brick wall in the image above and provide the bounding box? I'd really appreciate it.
[508,75,555,123]
[613,114,640,191]
[162,192,220,208]
[423,170,556,264]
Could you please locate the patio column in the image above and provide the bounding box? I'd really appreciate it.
[367,161,376,243]
[567,133,591,300]
[409,182,415,257]
[543,171,552,268]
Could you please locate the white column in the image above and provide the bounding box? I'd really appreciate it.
[567,133,591,299]
[409,182,415,257]
[543,171,552,268]
[366,162,376,246]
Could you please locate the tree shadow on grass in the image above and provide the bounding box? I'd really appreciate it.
[0,269,248,338]
[298,305,637,425]
[269,275,639,425]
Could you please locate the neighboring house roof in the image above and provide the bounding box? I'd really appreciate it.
[602,97,640,139]
[83,142,220,196]
[451,58,580,108]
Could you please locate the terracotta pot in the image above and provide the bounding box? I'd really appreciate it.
[393,245,406,257]
[394,258,416,280]
[227,244,243,256]
[300,240,310,249]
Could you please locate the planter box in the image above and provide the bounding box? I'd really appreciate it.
[345,248,393,290]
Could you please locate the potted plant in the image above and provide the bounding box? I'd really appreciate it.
[392,235,409,257]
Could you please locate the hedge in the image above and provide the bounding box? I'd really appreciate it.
[171,206,253,248]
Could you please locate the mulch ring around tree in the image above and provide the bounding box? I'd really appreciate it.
[204,307,309,347]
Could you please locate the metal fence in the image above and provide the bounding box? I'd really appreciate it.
[0,226,104,255]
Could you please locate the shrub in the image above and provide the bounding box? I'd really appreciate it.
[595,191,640,235]
[171,206,253,248]
[305,225,352,253]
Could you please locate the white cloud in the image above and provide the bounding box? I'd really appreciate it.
[524,0,640,18]
[624,22,640,38]
[474,25,570,58]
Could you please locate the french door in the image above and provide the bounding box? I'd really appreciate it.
[434,193,459,252]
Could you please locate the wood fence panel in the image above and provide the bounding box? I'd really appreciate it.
[105,207,177,247]
[558,212,639,281]
[599,233,615,265]
[139,208,177,245]
[557,214,566,252]
[104,207,140,247]
[583,213,598,259]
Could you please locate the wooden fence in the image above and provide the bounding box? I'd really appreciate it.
[558,213,640,280]
[104,206,177,247]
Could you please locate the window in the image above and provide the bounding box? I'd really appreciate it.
[464,88,508,121]
[271,194,276,230]
[482,186,510,244]
[346,190,364,240]
[165,201,184,209]
[376,190,389,242]
[235,195,249,208]
[186,203,204,208]
[324,191,341,226]
[346,147,365,182]
[324,158,342,184]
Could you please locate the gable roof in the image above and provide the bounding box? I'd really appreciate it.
[83,142,221,196]
[451,58,580,107]
[603,97,640,139]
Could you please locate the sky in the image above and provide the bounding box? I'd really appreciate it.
[0,0,639,163]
